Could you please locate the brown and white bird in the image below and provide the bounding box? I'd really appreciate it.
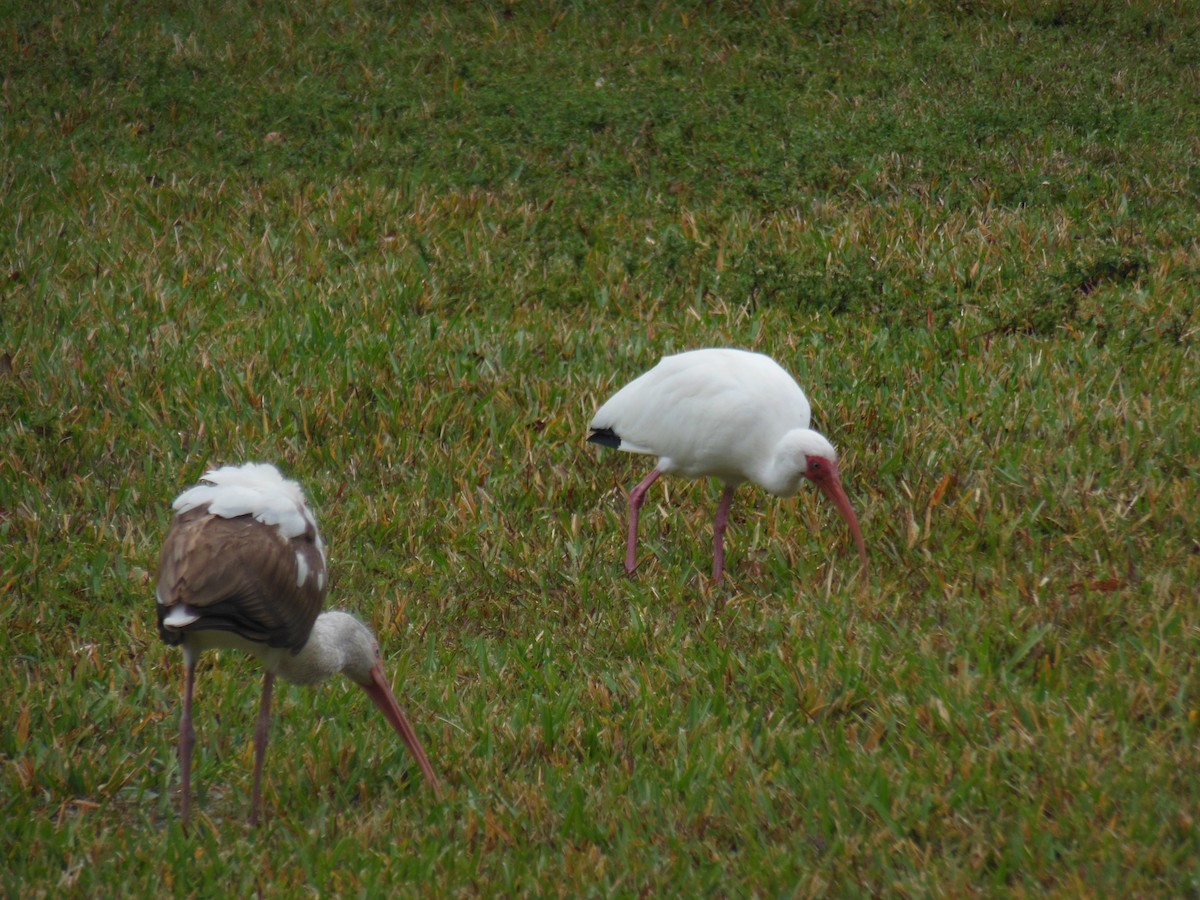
[589,348,868,583]
[155,462,441,826]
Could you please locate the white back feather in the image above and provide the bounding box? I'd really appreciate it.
[172,462,317,540]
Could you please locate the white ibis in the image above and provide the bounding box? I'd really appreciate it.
[155,462,441,826]
[588,348,868,583]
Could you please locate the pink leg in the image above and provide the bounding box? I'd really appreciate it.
[625,469,663,574]
[249,672,274,826]
[179,655,197,828]
[711,486,736,584]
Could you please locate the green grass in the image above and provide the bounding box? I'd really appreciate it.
[3,0,1199,894]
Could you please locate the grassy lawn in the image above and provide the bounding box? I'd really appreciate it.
[3,0,1198,894]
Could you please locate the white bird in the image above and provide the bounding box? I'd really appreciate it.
[155,462,441,826]
[588,348,868,583]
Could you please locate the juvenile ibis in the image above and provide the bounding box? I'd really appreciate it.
[155,462,441,826]
[588,348,868,583]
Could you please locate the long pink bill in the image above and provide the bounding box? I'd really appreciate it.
[814,467,869,576]
[361,664,444,800]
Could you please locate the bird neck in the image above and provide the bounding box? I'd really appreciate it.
[757,429,818,497]
[269,611,374,686]
[270,638,342,686]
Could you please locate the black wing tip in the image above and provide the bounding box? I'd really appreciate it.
[587,427,621,449]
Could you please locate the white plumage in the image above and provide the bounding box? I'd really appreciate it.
[589,348,868,582]
[172,462,320,541]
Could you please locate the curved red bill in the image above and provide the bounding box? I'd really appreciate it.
[810,461,869,575]
[361,663,443,800]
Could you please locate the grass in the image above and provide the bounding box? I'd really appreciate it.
[3,0,1199,894]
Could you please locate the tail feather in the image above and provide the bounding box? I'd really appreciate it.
[587,427,621,449]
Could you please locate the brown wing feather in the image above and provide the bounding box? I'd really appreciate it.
[156,504,327,652]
